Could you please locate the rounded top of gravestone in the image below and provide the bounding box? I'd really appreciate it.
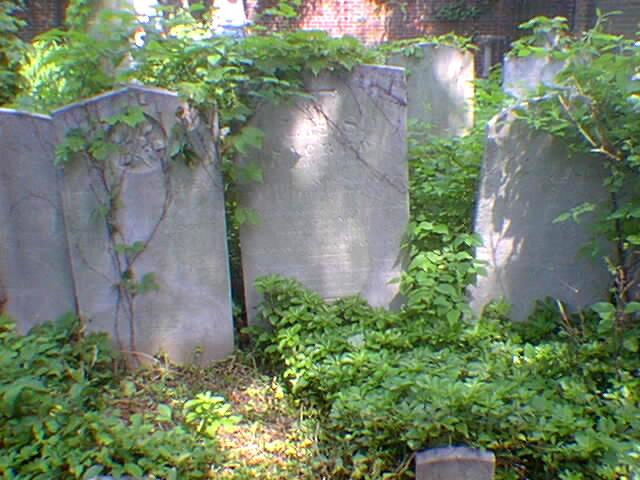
[0,108,52,121]
[51,85,178,117]
[416,446,495,464]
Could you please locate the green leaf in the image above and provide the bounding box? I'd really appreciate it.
[623,337,638,352]
[124,463,144,477]
[591,302,615,318]
[624,302,640,314]
[627,235,640,245]
[435,283,457,297]
[83,465,104,480]
[247,162,264,183]
[157,403,173,422]
[138,273,160,294]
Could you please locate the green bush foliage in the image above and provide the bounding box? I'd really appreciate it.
[0,0,26,105]
[253,276,640,479]
[0,314,224,479]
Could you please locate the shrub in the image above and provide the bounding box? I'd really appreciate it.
[253,276,640,479]
[0,314,223,479]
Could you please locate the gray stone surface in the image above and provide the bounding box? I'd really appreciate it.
[469,108,611,321]
[503,54,564,98]
[239,66,409,323]
[0,109,76,331]
[387,43,474,136]
[416,447,495,480]
[53,86,234,363]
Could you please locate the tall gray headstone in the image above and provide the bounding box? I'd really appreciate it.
[0,110,76,330]
[469,108,611,321]
[53,86,234,363]
[503,54,564,99]
[387,44,474,136]
[416,447,495,480]
[239,66,409,323]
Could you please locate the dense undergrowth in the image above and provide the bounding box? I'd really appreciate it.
[2,2,640,479]
[0,314,224,479]
[0,314,326,479]
[253,277,640,479]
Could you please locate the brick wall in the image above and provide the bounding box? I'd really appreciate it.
[18,0,581,72]
[246,0,576,45]
[596,0,640,37]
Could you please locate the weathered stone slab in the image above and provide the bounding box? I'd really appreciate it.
[53,86,234,363]
[416,447,495,480]
[239,66,409,323]
[0,109,76,331]
[503,54,564,98]
[387,44,474,136]
[469,108,611,321]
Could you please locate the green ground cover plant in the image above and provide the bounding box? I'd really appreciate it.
[0,313,325,479]
[0,314,224,479]
[253,276,640,479]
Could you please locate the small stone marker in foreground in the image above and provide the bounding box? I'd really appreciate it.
[416,447,495,480]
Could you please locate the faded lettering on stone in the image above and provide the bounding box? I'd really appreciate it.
[239,66,409,323]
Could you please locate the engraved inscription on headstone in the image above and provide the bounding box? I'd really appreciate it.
[53,86,234,363]
[0,110,76,331]
[469,108,611,321]
[416,447,495,480]
[387,44,474,136]
[239,66,409,323]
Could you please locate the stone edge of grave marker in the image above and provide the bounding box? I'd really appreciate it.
[468,104,611,321]
[0,108,77,331]
[52,85,235,364]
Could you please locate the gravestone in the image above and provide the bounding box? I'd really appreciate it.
[503,54,564,98]
[0,110,76,330]
[53,86,234,363]
[238,66,409,323]
[416,447,495,480]
[469,107,611,321]
[387,44,474,136]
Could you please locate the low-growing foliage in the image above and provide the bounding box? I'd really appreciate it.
[0,314,226,479]
[252,276,640,479]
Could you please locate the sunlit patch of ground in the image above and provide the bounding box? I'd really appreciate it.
[108,354,327,479]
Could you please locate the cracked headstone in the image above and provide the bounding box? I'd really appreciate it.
[387,43,474,136]
[0,109,76,330]
[53,86,234,363]
[238,66,409,323]
[416,447,495,480]
[468,107,611,321]
[503,54,564,98]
